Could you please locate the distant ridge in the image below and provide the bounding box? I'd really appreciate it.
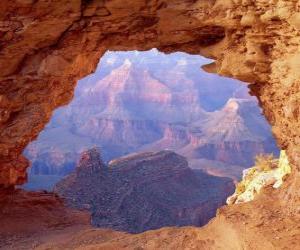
[24,51,278,189]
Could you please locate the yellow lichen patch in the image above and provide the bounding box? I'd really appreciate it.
[227,151,291,205]
[255,153,278,172]
[273,150,291,188]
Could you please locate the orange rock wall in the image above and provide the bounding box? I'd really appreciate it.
[0,0,300,197]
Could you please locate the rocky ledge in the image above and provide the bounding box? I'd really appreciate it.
[1,186,299,250]
[227,151,291,205]
[0,189,90,249]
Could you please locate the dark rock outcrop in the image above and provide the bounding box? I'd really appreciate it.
[55,148,235,233]
[76,147,107,176]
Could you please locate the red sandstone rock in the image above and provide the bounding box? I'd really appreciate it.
[0,188,90,248]
[1,0,299,191]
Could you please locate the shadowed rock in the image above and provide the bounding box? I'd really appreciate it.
[55,149,235,233]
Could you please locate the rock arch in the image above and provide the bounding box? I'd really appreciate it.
[0,0,300,212]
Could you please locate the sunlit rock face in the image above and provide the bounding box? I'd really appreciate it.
[227,151,291,205]
[24,51,278,185]
[55,148,235,233]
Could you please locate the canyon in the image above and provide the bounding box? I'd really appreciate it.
[1,0,300,249]
[24,51,278,191]
[55,148,234,233]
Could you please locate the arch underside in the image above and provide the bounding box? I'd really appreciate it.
[0,0,300,237]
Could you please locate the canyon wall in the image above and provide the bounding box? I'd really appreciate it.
[0,0,300,207]
[24,51,278,184]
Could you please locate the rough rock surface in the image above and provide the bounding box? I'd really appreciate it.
[0,189,90,249]
[1,0,300,249]
[55,148,235,233]
[1,188,299,250]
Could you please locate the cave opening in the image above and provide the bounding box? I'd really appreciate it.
[21,49,279,233]
[2,0,300,248]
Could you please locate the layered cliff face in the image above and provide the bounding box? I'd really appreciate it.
[24,51,278,185]
[55,148,235,233]
[149,98,278,166]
